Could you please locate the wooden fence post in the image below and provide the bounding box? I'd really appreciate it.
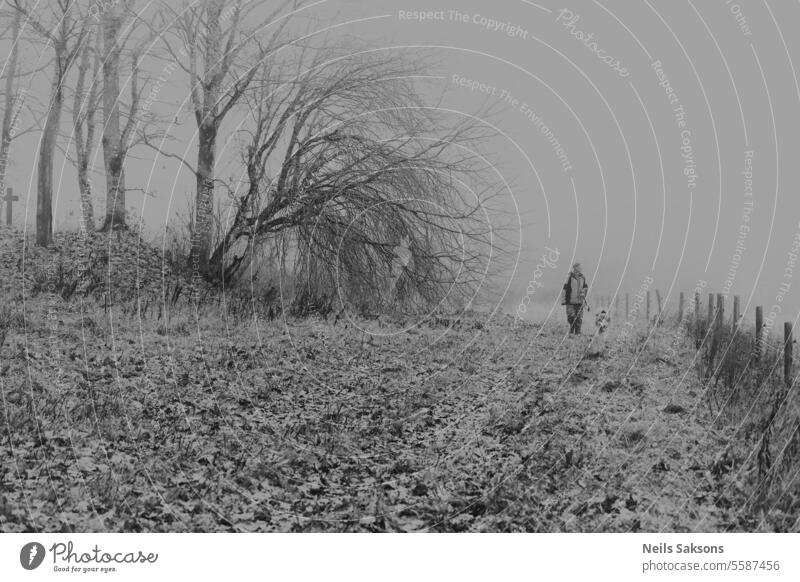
[755,306,763,360]
[716,294,724,330]
[694,292,701,349]
[655,290,663,326]
[784,322,793,386]
[733,295,740,329]
[678,291,684,322]
[646,291,651,323]
[707,293,714,324]
[625,293,629,319]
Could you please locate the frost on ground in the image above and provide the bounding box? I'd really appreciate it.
[1,304,767,532]
[0,229,792,532]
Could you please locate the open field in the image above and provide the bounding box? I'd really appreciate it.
[4,289,790,533]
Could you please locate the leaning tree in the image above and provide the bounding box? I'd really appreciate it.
[211,46,506,314]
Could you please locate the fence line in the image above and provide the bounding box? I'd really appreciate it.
[601,288,795,384]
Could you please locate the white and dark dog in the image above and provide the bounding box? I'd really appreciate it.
[595,309,610,334]
[586,309,610,356]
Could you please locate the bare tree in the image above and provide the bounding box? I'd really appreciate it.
[158,0,298,279]
[98,0,151,232]
[10,0,89,246]
[213,48,503,312]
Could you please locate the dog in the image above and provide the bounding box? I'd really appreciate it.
[595,309,610,334]
[585,309,610,358]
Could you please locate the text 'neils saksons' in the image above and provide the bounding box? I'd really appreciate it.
[643,543,724,554]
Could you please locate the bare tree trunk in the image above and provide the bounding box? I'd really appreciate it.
[38,73,63,247]
[0,10,21,196]
[73,26,99,234]
[100,7,126,231]
[191,1,223,278]
[195,123,216,277]
[76,159,94,232]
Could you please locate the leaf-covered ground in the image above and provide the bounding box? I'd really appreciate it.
[1,290,760,532]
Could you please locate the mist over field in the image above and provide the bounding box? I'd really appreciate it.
[1,0,799,540]
[5,1,800,320]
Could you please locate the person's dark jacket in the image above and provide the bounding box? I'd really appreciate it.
[562,272,588,305]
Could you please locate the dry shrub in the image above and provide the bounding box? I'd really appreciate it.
[691,318,800,529]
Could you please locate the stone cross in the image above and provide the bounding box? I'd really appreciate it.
[4,187,18,225]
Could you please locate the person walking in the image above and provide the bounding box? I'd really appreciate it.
[561,262,589,334]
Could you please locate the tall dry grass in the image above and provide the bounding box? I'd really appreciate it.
[686,314,800,530]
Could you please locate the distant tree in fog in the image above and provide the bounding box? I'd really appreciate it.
[10,0,90,246]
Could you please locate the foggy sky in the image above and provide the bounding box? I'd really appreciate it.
[3,0,800,328]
